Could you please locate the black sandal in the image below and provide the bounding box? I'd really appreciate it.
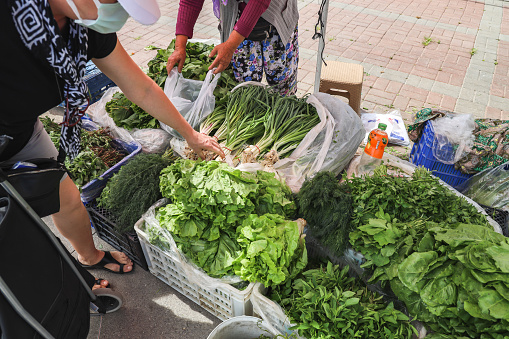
[80,251,134,274]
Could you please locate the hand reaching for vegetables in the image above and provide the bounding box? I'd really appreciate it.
[186,130,225,160]
[166,46,186,74]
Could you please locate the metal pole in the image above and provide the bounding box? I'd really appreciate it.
[313,0,330,93]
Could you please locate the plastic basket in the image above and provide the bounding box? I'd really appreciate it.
[83,61,116,104]
[134,219,256,321]
[85,200,149,270]
[79,119,142,204]
[480,204,509,237]
[410,121,473,188]
[58,61,116,107]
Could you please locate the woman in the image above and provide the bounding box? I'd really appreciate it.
[1,0,223,278]
[167,0,299,96]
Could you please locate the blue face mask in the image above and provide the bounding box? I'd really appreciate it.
[67,0,129,34]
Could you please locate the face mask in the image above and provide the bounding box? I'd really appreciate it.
[66,0,129,34]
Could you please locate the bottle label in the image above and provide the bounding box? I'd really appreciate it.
[364,130,388,159]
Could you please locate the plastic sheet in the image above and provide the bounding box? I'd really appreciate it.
[459,161,509,209]
[142,199,244,288]
[161,68,220,139]
[86,87,172,153]
[274,92,365,193]
[430,113,475,164]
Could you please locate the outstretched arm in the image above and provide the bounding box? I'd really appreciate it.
[93,38,224,159]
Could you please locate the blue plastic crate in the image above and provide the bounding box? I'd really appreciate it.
[80,119,141,204]
[58,61,115,107]
[83,61,116,104]
[410,120,472,188]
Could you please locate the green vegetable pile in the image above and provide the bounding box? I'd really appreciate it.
[41,117,125,189]
[270,262,417,339]
[296,172,353,256]
[146,39,238,99]
[155,159,306,285]
[350,212,509,338]
[342,166,489,230]
[97,150,178,233]
[104,39,237,131]
[105,92,159,130]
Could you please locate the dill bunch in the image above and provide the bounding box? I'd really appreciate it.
[98,151,178,233]
[297,171,353,257]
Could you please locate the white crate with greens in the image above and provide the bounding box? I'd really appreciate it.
[136,159,308,320]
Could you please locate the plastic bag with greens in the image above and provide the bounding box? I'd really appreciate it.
[459,161,509,209]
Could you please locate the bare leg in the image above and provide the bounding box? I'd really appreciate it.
[51,176,133,273]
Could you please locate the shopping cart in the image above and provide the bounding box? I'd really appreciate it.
[0,135,123,339]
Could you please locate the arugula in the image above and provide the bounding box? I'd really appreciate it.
[342,166,489,229]
[270,262,417,339]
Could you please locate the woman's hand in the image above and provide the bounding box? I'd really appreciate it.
[208,31,245,74]
[186,130,225,160]
[166,35,189,74]
[167,47,187,73]
[208,41,237,74]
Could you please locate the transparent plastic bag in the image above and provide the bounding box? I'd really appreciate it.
[86,87,172,153]
[274,92,365,193]
[142,199,243,287]
[459,162,509,209]
[361,110,410,146]
[161,67,220,139]
[431,113,475,164]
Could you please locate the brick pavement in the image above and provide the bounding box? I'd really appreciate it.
[117,0,509,123]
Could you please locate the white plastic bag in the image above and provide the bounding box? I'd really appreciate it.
[274,92,365,193]
[86,87,172,153]
[431,113,475,165]
[161,67,220,139]
[361,110,410,146]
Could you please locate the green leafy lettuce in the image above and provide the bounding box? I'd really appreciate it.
[156,159,304,283]
[350,212,509,338]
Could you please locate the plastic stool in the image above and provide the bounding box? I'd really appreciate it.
[319,61,364,114]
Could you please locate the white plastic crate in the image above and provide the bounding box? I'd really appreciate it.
[134,219,257,321]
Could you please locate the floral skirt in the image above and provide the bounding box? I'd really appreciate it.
[232,26,299,96]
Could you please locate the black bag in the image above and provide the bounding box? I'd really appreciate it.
[0,195,94,339]
[0,159,66,218]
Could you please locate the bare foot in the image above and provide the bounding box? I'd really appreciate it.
[92,279,110,291]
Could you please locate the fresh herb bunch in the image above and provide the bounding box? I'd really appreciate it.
[297,171,353,257]
[65,148,108,188]
[41,119,125,189]
[350,211,509,338]
[270,262,417,339]
[105,92,159,130]
[40,116,61,148]
[98,151,178,233]
[342,166,489,230]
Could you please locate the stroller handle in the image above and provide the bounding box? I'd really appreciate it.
[0,135,12,157]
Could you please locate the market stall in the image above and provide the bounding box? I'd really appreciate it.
[52,38,509,339]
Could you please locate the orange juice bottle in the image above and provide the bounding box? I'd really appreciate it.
[358,123,389,176]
